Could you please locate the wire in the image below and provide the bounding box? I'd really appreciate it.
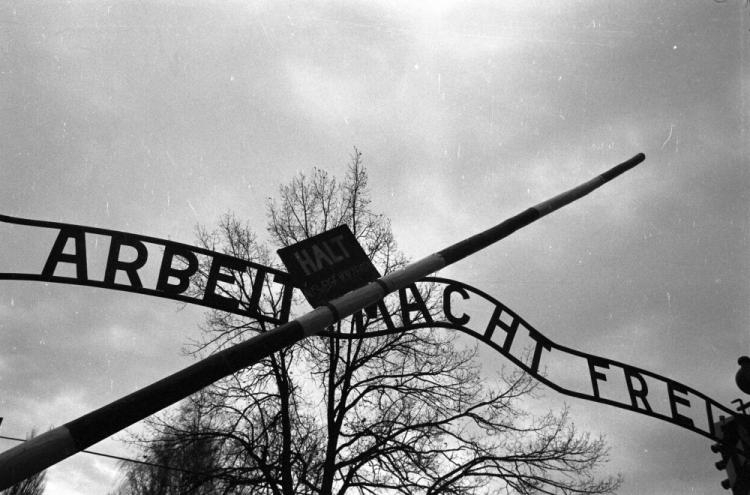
[0,435,201,475]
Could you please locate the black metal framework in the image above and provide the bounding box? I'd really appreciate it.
[323,277,736,443]
[1,211,738,444]
[16,153,741,488]
[0,211,739,443]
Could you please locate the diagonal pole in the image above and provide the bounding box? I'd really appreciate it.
[0,153,645,488]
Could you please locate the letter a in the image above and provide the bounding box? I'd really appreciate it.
[294,250,318,276]
[41,227,88,281]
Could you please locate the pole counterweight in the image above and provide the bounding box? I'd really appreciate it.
[0,153,645,489]
[0,321,306,487]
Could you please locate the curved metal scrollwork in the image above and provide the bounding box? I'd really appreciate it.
[0,213,736,442]
[0,213,293,325]
[320,277,736,443]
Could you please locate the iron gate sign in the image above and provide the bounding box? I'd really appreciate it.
[15,154,744,487]
[0,210,739,442]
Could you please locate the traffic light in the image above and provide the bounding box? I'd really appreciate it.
[712,416,750,494]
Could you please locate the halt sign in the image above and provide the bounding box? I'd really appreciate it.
[277,225,380,307]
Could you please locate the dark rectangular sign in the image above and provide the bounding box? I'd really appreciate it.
[277,225,380,307]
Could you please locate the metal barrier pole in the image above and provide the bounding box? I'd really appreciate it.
[0,153,645,488]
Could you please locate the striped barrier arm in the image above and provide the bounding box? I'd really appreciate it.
[0,153,645,488]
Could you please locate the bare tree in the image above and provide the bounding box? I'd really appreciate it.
[116,149,620,494]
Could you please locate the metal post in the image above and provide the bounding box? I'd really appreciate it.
[0,153,645,488]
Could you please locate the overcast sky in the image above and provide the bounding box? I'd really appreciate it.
[0,1,748,493]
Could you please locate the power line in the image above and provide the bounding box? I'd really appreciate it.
[0,435,200,476]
